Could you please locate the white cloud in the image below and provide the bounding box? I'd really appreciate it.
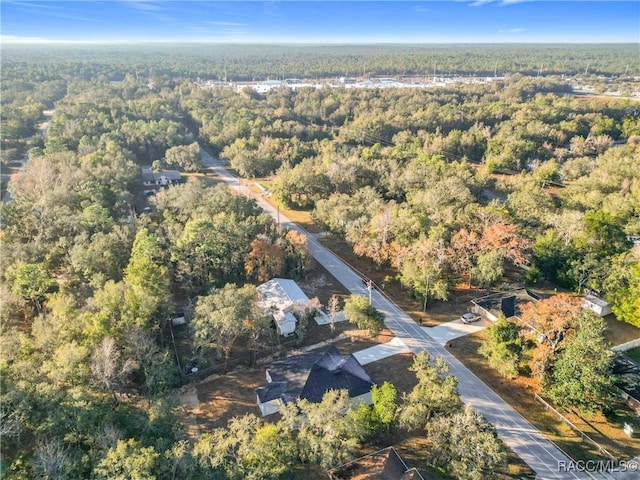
[499,28,525,33]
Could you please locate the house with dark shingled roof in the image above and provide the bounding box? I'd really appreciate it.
[256,346,374,416]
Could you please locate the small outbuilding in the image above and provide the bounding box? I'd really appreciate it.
[582,294,612,317]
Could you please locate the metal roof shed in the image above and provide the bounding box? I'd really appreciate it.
[582,295,612,317]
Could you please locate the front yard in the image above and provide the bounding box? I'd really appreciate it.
[448,329,640,463]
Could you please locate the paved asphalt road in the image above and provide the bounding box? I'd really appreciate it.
[200,148,616,480]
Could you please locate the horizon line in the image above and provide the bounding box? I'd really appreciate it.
[2,39,638,46]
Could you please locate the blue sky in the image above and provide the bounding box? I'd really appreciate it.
[1,1,639,44]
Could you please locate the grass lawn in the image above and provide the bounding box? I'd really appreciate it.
[251,180,322,233]
[182,171,225,187]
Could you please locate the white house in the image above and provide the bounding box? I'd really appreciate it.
[582,295,612,317]
[257,278,312,336]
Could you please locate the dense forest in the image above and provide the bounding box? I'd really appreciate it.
[189,76,639,325]
[1,44,639,478]
[2,43,639,81]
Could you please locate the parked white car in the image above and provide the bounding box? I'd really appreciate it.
[460,312,481,324]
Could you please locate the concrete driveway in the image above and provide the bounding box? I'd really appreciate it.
[427,318,490,346]
[353,337,410,365]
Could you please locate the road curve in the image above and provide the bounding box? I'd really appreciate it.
[200,148,601,480]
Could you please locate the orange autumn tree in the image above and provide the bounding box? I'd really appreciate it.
[449,228,480,288]
[244,239,285,282]
[479,223,531,267]
[245,231,313,282]
[281,230,313,278]
[519,293,581,381]
[449,223,530,289]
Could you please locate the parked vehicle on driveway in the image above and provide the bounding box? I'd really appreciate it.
[460,312,481,324]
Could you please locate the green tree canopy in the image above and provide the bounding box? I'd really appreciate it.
[343,295,385,337]
[478,316,524,378]
[546,311,616,416]
[192,283,259,361]
[399,352,461,430]
[11,263,53,312]
[427,405,507,480]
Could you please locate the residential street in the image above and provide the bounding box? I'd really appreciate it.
[200,148,609,480]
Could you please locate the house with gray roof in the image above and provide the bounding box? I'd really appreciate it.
[256,346,375,416]
[471,288,542,322]
[141,167,181,194]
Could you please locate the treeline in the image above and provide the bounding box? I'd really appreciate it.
[2,43,638,83]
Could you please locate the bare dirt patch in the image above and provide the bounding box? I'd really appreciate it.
[297,265,350,307]
[188,365,266,431]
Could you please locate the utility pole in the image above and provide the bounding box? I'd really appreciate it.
[423,273,430,312]
[367,279,373,305]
